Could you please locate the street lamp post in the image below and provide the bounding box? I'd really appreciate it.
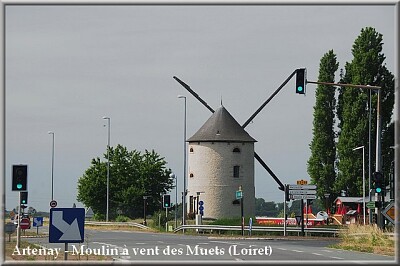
[102,116,111,222]
[143,196,150,226]
[178,95,187,226]
[353,145,366,225]
[169,173,178,228]
[48,131,55,201]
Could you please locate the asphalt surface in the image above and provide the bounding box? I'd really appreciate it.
[18,227,396,263]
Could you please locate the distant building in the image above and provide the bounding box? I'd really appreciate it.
[186,105,256,219]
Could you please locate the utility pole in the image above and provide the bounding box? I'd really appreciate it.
[307,80,383,228]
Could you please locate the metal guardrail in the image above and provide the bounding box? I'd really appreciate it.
[85,221,151,230]
[83,221,342,236]
[173,225,343,236]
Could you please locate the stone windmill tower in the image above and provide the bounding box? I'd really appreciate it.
[186,105,256,219]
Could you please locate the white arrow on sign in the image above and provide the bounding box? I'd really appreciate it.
[52,211,82,241]
[33,218,42,226]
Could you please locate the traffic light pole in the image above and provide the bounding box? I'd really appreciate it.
[375,88,383,228]
[17,192,21,248]
[308,80,383,228]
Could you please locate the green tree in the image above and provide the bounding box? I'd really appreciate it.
[255,198,279,217]
[307,50,338,206]
[336,27,394,196]
[77,144,174,220]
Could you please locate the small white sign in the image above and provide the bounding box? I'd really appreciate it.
[288,184,317,190]
[289,194,317,200]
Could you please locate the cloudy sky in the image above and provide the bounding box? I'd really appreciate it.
[4,1,396,212]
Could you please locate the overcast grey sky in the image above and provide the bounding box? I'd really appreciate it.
[3,2,397,212]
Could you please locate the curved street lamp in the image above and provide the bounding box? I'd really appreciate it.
[177,95,187,226]
[102,116,110,222]
[48,131,55,201]
[353,145,366,225]
[170,172,178,228]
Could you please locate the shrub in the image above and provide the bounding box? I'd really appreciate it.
[115,215,129,222]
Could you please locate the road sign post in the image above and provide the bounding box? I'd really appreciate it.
[33,217,43,235]
[288,181,317,237]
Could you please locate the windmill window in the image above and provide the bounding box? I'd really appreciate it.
[190,173,194,178]
[233,147,241,153]
[189,147,194,153]
[233,165,240,178]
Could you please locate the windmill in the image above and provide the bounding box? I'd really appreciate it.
[173,69,302,194]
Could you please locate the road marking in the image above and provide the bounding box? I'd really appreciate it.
[330,256,345,260]
[321,249,333,253]
[312,253,323,256]
[292,250,303,253]
[277,248,287,251]
[197,243,209,245]
[135,243,146,245]
[93,241,108,246]
[210,240,246,245]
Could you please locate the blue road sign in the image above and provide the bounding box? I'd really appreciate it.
[33,217,43,227]
[49,208,85,243]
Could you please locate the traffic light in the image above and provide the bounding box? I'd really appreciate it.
[20,191,28,205]
[163,194,171,208]
[296,68,306,94]
[285,184,290,202]
[12,165,27,191]
[373,171,384,194]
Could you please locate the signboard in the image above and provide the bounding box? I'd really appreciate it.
[5,222,16,234]
[288,184,317,190]
[366,201,376,209]
[382,202,394,224]
[20,218,30,230]
[49,208,85,243]
[235,190,243,200]
[289,194,317,200]
[33,217,43,227]
[199,200,204,216]
[50,200,57,208]
[288,190,317,195]
[297,179,308,185]
[85,207,94,219]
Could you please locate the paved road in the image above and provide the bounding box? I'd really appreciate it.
[23,229,395,263]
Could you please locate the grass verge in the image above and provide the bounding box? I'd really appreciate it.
[330,224,394,256]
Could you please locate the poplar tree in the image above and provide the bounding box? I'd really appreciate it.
[307,50,338,206]
[336,27,394,197]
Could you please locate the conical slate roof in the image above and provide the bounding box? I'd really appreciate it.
[188,105,257,143]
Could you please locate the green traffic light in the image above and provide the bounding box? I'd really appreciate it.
[297,86,303,92]
[17,184,22,189]
[376,187,382,193]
